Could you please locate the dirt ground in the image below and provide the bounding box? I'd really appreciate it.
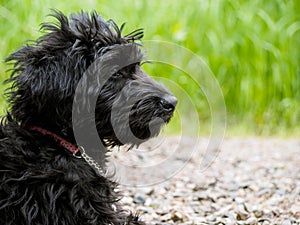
[108,137,300,225]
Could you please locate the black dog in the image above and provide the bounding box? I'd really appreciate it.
[0,11,177,225]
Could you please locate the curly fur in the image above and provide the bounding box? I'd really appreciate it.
[0,10,176,225]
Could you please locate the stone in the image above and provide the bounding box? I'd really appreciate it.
[133,195,146,204]
[245,217,257,225]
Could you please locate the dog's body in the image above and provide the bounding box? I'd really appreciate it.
[0,11,176,225]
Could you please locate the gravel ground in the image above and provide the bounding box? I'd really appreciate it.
[109,137,300,225]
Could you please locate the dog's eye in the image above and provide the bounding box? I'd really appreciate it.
[112,63,139,79]
[127,63,140,74]
[112,72,122,79]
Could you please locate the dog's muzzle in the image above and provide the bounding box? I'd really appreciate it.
[159,95,177,112]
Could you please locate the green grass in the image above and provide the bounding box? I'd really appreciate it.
[0,0,299,137]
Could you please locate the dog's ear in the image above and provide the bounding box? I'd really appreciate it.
[4,43,77,126]
[4,11,88,109]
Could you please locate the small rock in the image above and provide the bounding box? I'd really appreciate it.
[189,201,200,207]
[290,204,300,214]
[236,209,250,220]
[245,217,257,225]
[144,197,152,206]
[282,220,292,225]
[171,211,184,222]
[189,216,207,224]
[272,209,280,217]
[211,203,221,211]
[133,195,146,204]
[217,205,233,217]
[235,197,245,204]
[161,213,172,222]
[172,192,184,198]
[206,214,217,221]
[121,196,133,205]
[263,209,272,217]
[243,203,253,212]
[142,187,154,195]
[218,217,236,225]
[275,189,285,195]
[253,209,263,218]
[156,207,169,215]
[257,188,270,196]
[195,193,208,201]
[137,206,153,213]
[186,183,197,190]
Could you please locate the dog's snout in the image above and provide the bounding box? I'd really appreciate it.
[159,95,178,112]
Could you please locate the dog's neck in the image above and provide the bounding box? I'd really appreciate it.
[27,126,80,156]
[27,125,106,176]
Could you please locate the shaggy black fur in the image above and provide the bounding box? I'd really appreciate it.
[0,10,177,225]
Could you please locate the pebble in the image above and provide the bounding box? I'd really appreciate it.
[171,211,185,222]
[253,209,263,218]
[245,217,257,225]
[236,209,250,220]
[235,197,245,204]
[161,213,172,222]
[133,195,146,204]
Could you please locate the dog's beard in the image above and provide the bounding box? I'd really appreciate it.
[96,97,174,148]
[128,99,173,140]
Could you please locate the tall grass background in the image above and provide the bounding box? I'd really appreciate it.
[0,0,299,136]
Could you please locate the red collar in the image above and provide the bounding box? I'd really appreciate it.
[28,126,79,156]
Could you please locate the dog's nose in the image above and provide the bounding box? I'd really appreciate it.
[159,95,178,112]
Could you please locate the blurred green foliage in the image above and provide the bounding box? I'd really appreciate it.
[0,0,299,136]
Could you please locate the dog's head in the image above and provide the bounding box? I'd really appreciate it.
[5,10,177,147]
